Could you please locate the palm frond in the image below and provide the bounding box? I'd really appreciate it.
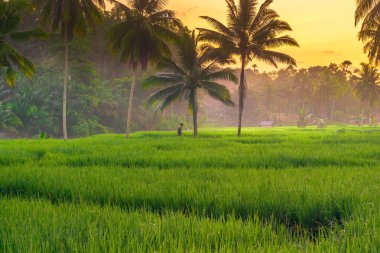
[10,28,47,41]
[142,74,183,87]
[146,84,184,112]
[201,81,235,106]
[205,68,238,83]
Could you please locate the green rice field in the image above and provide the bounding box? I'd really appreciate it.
[0,127,379,252]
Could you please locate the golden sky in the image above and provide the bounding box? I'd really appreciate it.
[167,0,367,71]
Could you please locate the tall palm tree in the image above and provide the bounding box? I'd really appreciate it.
[35,0,105,139]
[198,0,298,136]
[0,0,46,87]
[354,63,380,120]
[107,0,181,138]
[143,30,237,137]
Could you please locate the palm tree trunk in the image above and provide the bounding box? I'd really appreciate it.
[368,102,372,125]
[237,56,246,137]
[330,96,336,122]
[320,97,324,118]
[302,94,305,110]
[125,71,138,138]
[63,33,70,140]
[192,90,198,138]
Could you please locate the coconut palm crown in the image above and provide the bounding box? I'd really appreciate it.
[0,0,46,87]
[198,0,299,136]
[107,0,182,138]
[354,63,380,116]
[144,30,237,137]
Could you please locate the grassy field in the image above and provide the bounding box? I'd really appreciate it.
[0,127,379,252]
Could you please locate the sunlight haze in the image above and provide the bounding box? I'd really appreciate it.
[167,0,367,70]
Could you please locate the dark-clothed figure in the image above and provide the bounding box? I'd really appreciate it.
[177,123,184,136]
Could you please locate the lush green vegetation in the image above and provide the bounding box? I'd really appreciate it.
[0,127,379,252]
[3,0,380,139]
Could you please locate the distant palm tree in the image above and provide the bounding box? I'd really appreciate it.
[341,60,352,71]
[107,0,181,138]
[354,63,380,120]
[252,64,258,73]
[313,67,347,120]
[198,0,299,136]
[35,0,105,139]
[144,30,237,137]
[0,0,46,87]
[293,69,312,109]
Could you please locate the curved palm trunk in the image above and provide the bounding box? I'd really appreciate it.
[192,90,198,138]
[237,57,246,137]
[63,34,70,140]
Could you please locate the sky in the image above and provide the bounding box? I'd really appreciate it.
[166,0,367,71]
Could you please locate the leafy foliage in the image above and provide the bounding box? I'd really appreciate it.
[144,30,237,137]
[198,0,298,136]
[353,63,380,111]
[0,0,46,87]
[297,108,312,128]
[107,0,181,71]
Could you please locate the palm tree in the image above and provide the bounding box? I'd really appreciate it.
[0,0,46,87]
[107,0,181,138]
[143,30,237,137]
[293,69,312,109]
[252,64,258,73]
[354,63,380,121]
[357,15,380,65]
[312,67,347,120]
[355,0,380,26]
[35,0,105,139]
[355,1,380,64]
[198,0,298,136]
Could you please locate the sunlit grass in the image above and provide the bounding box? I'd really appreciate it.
[0,127,379,252]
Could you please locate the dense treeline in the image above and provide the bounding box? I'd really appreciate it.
[0,0,379,138]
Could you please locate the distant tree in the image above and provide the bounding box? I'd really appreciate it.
[35,0,105,139]
[198,0,299,136]
[0,0,46,87]
[0,84,21,130]
[252,64,258,73]
[340,60,353,80]
[297,108,312,128]
[107,0,181,138]
[309,66,348,121]
[353,63,380,122]
[293,69,312,109]
[341,60,352,71]
[259,83,275,115]
[144,30,237,137]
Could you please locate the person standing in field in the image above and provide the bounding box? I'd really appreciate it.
[177,123,184,137]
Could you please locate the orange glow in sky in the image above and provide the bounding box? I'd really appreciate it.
[167,0,367,70]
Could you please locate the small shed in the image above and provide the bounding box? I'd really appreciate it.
[259,121,275,128]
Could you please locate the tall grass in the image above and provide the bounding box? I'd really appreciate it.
[1,198,379,252]
[0,127,379,252]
